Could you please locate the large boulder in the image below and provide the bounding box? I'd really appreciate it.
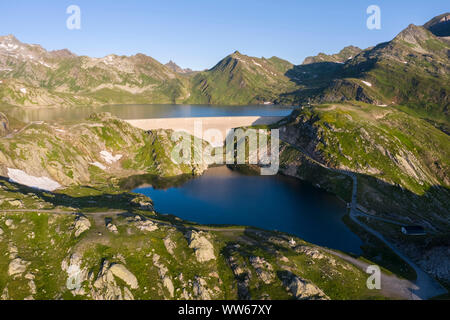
[186,230,216,262]
[73,216,91,237]
[8,258,30,276]
[92,260,138,300]
[109,264,139,289]
[163,236,176,255]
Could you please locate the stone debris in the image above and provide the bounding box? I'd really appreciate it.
[62,253,146,300]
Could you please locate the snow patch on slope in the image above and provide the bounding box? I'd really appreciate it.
[361,81,372,87]
[7,168,61,191]
[90,162,107,170]
[100,151,122,164]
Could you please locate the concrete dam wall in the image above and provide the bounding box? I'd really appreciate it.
[125,116,284,145]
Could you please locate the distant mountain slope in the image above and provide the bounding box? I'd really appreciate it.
[187,51,297,105]
[302,46,362,65]
[0,35,190,106]
[0,13,448,111]
[283,16,450,126]
[164,60,195,74]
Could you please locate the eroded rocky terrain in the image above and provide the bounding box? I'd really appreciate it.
[0,207,384,300]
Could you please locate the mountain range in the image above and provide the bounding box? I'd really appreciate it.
[1,13,449,127]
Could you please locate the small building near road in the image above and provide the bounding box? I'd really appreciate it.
[401,226,426,236]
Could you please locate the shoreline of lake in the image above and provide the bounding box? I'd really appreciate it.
[131,165,364,254]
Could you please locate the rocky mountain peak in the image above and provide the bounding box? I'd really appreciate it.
[302,45,362,65]
[0,34,19,43]
[165,60,193,74]
[49,49,76,58]
[393,24,432,46]
[0,34,22,51]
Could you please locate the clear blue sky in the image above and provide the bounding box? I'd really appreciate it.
[0,0,448,70]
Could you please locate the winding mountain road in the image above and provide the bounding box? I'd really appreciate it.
[283,142,447,299]
[345,173,447,300]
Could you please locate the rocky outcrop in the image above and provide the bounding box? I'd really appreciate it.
[73,216,91,237]
[5,219,16,229]
[192,276,213,300]
[132,216,158,232]
[8,258,30,276]
[62,254,138,300]
[302,46,362,65]
[106,220,118,234]
[249,256,274,284]
[131,196,153,210]
[108,264,139,289]
[163,236,176,255]
[226,250,251,300]
[152,254,174,298]
[61,253,89,296]
[186,230,216,262]
[279,270,329,300]
[92,260,138,300]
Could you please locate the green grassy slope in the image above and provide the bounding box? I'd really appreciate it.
[187,52,298,105]
[0,112,206,187]
[0,200,386,300]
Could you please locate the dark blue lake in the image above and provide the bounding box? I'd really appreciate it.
[133,166,363,254]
